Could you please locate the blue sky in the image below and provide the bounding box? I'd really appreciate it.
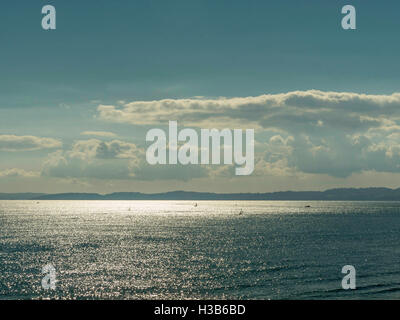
[1,0,400,193]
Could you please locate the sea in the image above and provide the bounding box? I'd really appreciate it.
[1,200,400,300]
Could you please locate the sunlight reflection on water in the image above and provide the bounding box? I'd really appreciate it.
[1,200,400,299]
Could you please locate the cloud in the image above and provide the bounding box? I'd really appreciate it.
[81,131,117,138]
[42,153,135,180]
[0,135,62,151]
[96,90,400,131]
[67,139,142,162]
[0,168,40,178]
[31,90,400,180]
[42,139,143,180]
[42,139,209,181]
[95,90,400,178]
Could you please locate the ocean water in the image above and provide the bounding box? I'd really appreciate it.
[1,200,400,300]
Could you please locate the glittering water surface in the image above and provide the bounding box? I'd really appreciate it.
[1,200,400,299]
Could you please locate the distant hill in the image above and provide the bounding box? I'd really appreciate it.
[1,187,400,200]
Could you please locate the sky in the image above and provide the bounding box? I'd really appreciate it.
[1,0,400,193]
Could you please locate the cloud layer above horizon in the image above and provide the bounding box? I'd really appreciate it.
[95,90,400,178]
[2,90,400,191]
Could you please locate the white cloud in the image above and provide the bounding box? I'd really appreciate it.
[68,139,142,162]
[0,168,40,178]
[96,90,400,130]
[42,139,144,180]
[42,138,210,181]
[40,90,400,180]
[0,135,62,151]
[94,90,400,178]
[81,131,117,138]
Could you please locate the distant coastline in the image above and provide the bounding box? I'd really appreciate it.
[1,187,400,201]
